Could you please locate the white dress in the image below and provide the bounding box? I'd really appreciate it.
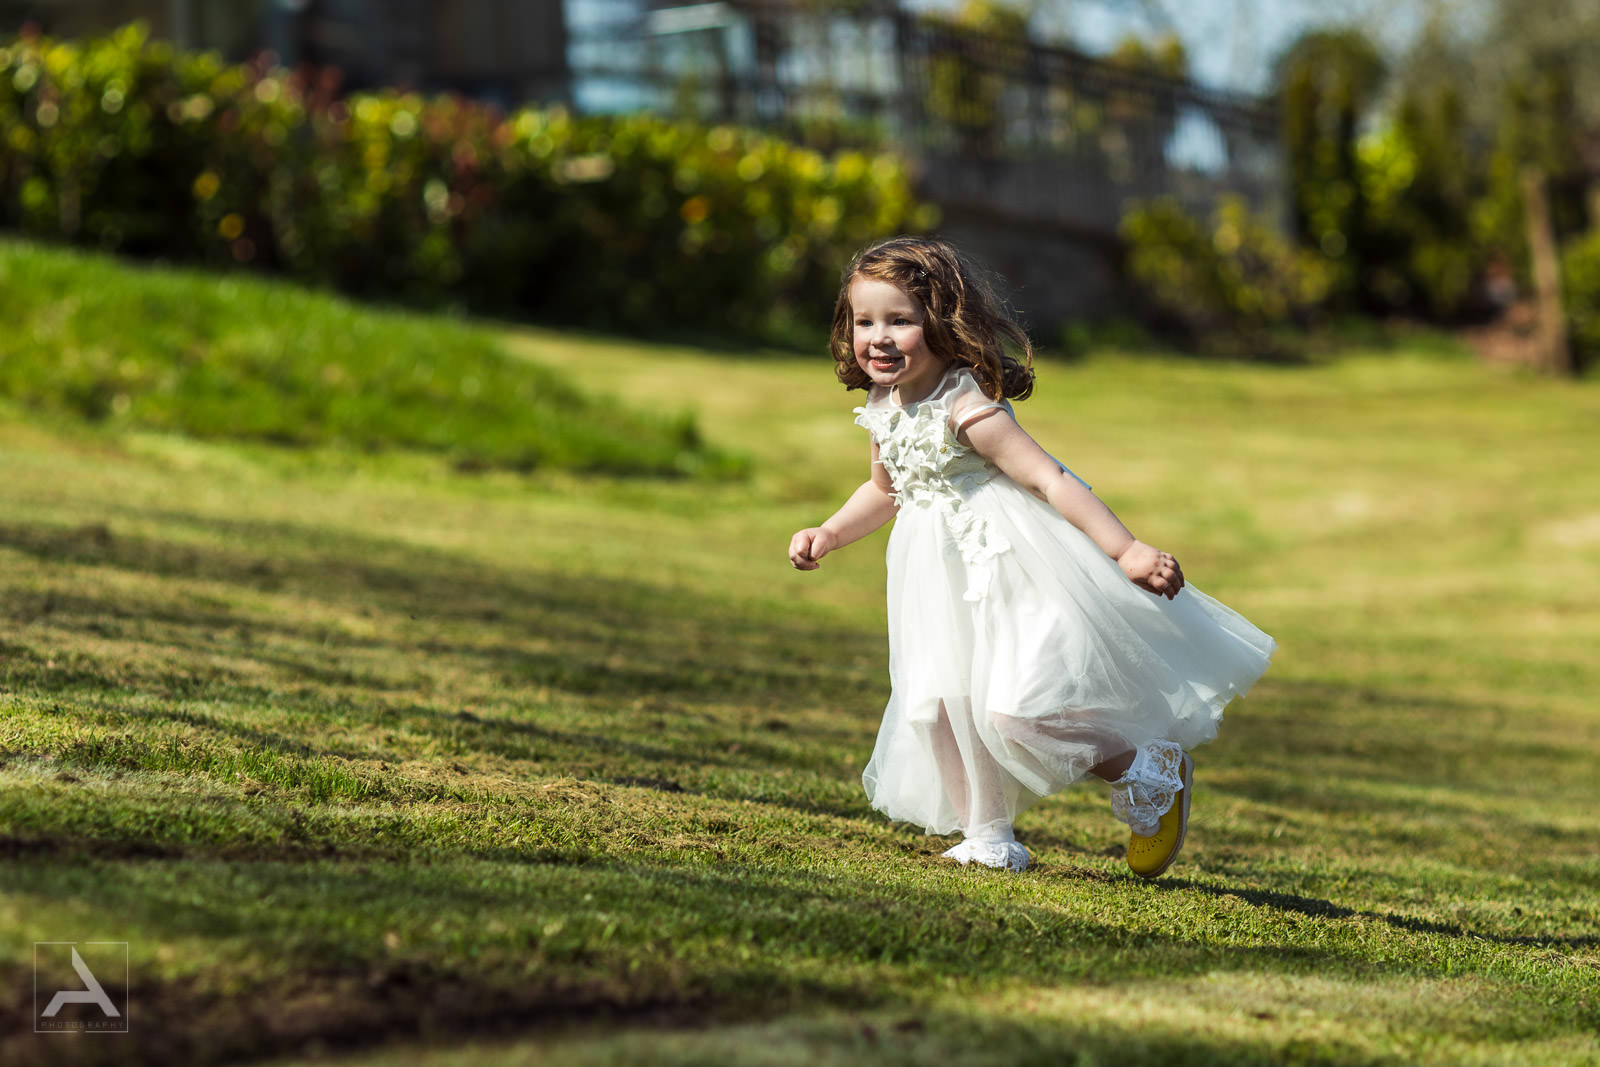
[854,365,1276,842]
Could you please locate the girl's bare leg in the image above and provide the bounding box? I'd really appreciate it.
[932,701,1029,870]
[1090,748,1136,782]
[929,701,971,829]
[986,712,1182,843]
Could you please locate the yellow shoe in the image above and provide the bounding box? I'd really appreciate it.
[1126,752,1192,879]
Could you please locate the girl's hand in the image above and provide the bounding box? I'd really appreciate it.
[789,527,838,571]
[1117,540,1184,599]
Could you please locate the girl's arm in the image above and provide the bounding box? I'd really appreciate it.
[789,440,897,571]
[962,410,1185,599]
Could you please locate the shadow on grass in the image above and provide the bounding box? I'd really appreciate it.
[1220,679,1580,793]
[6,506,1596,863]
[2,850,1591,1067]
[6,512,1598,957]
[1156,877,1600,950]
[0,513,878,769]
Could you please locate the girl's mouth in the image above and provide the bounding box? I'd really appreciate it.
[870,355,903,371]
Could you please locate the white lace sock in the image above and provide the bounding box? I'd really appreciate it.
[941,829,1030,872]
[1108,739,1186,837]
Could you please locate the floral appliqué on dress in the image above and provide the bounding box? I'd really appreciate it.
[854,400,1010,601]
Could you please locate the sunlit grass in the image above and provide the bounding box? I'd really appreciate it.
[0,239,742,477]
[1,262,1597,1065]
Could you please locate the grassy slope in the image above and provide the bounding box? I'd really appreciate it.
[1,296,1597,1065]
[0,240,740,477]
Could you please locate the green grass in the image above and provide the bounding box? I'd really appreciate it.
[1,251,1598,1066]
[0,240,743,478]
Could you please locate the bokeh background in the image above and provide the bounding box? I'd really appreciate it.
[4,0,1600,368]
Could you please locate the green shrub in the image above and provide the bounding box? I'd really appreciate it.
[1355,94,1489,319]
[1272,26,1493,322]
[1560,228,1600,370]
[1272,28,1387,306]
[1120,196,1334,358]
[0,23,934,342]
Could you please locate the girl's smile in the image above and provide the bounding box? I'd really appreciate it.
[850,277,948,404]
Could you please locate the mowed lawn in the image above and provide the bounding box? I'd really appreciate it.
[2,272,1598,1065]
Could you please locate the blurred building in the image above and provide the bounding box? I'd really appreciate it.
[3,0,1281,325]
[591,0,1282,324]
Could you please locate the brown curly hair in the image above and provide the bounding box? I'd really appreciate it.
[829,236,1034,401]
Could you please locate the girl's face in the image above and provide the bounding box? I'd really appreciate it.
[849,276,948,403]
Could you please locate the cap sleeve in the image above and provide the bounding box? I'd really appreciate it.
[943,367,1093,491]
[944,369,1007,433]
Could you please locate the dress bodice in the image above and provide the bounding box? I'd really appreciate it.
[852,366,1094,602]
[851,366,1005,509]
[853,367,1011,600]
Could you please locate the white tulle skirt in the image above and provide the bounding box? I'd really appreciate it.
[861,476,1276,841]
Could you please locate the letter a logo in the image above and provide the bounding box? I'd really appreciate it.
[40,947,120,1018]
[35,941,128,1032]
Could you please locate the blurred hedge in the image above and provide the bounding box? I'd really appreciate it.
[1120,196,1334,359]
[0,23,934,340]
[1561,229,1600,365]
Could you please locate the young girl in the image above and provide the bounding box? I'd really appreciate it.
[789,236,1275,877]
